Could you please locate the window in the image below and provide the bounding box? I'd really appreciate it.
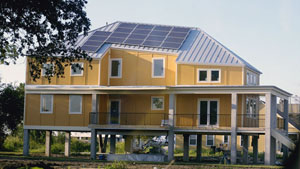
[199,70,207,82]
[223,135,229,144]
[69,95,82,114]
[247,71,258,85]
[189,135,197,146]
[199,99,219,126]
[110,58,122,78]
[70,62,84,76]
[152,58,165,78]
[246,96,258,118]
[151,96,164,110]
[197,69,221,83]
[211,70,220,81]
[40,95,53,113]
[206,135,214,146]
[42,63,54,76]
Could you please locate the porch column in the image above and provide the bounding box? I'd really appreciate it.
[64,131,71,157]
[168,94,175,161]
[124,135,133,153]
[110,135,116,154]
[183,134,190,162]
[91,94,99,125]
[90,129,97,159]
[265,93,277,165]
[283,99,289,161]
[230,93,238,164]
[23,129,30,156]
[45,131,52,157]
[242,135,249,164]
[196,134,202,162]
[252,135,259,164]
[92,94,99,112]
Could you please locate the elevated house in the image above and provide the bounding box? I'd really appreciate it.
[23,21,295,164]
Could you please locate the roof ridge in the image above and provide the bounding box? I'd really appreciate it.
[116,20,196,29]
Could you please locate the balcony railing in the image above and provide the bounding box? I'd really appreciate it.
[175,113,265,128]
[89,112,168,126]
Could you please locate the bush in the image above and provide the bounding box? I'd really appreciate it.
[71,138,90,153]
[51,143,64,154]
[105,161,127,169]
[3,136,23,151]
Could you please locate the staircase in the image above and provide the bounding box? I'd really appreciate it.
[271,129,296,150]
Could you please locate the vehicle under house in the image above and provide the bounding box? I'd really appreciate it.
[23,21,295,165]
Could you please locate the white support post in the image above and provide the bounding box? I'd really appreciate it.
[92,94,98,112]
[90,129,97,159]
[196,134,202,162]
[231,93,238,164]
[168,94,175,162]
[45,131,52,157]
[23,129,30,156]
[265,93,277,165]
[183,134,190,162]
[283,99,289,161]
[64,131,71,157]
[252,135,259,164]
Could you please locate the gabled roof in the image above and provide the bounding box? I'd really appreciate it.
[75,21,261,74]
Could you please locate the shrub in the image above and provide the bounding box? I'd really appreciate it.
[3,136,23,151]
[51,143,64,154]
[71,138,90,153]
[105,161,127,169]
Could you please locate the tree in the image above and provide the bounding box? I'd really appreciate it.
[0,83,24,149]
[0,0,91,81]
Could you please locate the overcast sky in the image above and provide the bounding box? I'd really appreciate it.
[0,0,299,96]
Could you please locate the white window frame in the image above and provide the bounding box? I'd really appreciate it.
[40,95,53,114]
[206,135,215,146]
[109,58,122,78]
[246,96,259,118]
[152,58,165,78]
[247,71,258,86]
[223,135,229,144]
[151,96,165,110]
[197,69,221,83]
[69,95,83,114]
[70,62,84,76]
[189,135,197,146]
[41,63,54,76]
[197,98,220,127]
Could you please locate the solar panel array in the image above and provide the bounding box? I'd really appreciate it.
[81,23,191,52]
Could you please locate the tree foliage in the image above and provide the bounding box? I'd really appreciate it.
[0,0,91,81]
[0,83,24,149]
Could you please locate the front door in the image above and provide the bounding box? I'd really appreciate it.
[199,100,219,126]
[110,100,120,124]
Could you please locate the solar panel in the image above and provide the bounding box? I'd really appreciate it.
[128,34,147,39]
[153,26,172,32]
[161,42,181,49]
[106,37,126,43]
[168,31,187,38]
[132,29,151,35]
[118,23,137,29]
[146,36,165,41]
[80,45,100,52]
[93,31,111,36]
[164,37,185,43]
[124,39,144,45]
[115,27,133,33]
[172,27,190,33]
[150,31,169,36]
[110,32,130,38]
[89,36,108,41]
[142,40,162,47]
[136,24,154,30]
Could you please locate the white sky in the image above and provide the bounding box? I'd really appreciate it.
[0,0,299,96]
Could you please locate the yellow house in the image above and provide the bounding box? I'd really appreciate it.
[23,21,295,165]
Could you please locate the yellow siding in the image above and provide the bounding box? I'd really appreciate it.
[25,94,91,126]
[109,49,177,86]
[100,52,109,86]
[175,94,243,127]
[177,64,243,85]
[26,59,100,85]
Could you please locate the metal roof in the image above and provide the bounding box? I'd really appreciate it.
[75,21,261,74]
